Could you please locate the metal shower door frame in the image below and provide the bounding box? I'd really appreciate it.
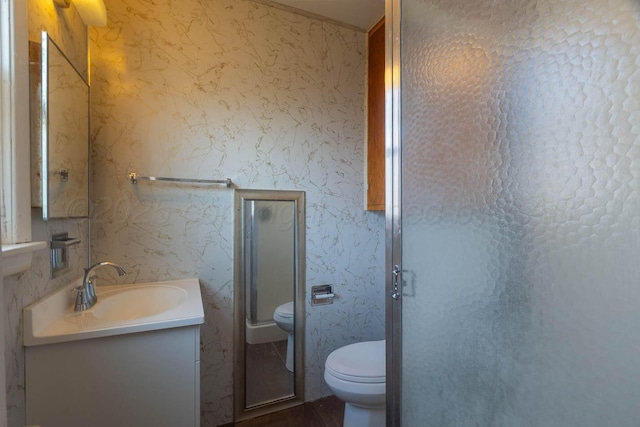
[385,0,402,426]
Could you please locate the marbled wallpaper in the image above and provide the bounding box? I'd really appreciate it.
[3,2,89,426]
[28,0,87,77]
[90,0,384,425]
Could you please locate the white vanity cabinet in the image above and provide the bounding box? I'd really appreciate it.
[26,325,201,427]
[23,278,204,427]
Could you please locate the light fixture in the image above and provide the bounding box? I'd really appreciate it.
[54,0,107,27]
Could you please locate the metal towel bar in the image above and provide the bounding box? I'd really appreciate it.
[129,172,232,188]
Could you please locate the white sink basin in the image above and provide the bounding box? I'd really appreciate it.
[24,278,204,346]
[90,285,187,322]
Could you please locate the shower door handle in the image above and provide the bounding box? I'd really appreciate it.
[391,265,401,300]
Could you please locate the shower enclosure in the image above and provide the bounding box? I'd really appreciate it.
[387,0,640,425]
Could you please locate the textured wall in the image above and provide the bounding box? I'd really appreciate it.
[89,0,384,425]
[3,2,89,426]
[28,0,87,77]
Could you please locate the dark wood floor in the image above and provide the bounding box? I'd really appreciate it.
[246,340,294,406]
[225,396,344,427]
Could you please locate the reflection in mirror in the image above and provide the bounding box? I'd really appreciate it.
[245,200,295,406]
[234,189,305,421]
[30,31,89,220]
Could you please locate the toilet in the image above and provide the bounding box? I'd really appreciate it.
[324,340,386,427]
[273,301,294,372]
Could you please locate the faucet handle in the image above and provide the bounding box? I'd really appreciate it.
[72,287,92,311]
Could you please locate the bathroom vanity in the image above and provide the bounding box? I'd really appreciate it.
[23,278,204,427]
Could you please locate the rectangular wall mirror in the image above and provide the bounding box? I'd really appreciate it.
[234,189,305,421]
[30,31,89,220]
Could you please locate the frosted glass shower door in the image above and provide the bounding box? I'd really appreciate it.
[395,0,640,426]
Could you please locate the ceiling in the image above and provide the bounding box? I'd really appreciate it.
[265,0,384,32]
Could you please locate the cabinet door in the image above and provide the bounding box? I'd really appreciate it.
[26,327,200,427]
[367,18,385,211]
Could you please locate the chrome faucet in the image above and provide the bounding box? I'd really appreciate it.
[73,261,128,311]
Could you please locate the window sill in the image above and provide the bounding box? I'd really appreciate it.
[1,241,48,277]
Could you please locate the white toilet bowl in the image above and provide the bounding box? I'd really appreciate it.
[324,340,386,427]
[273,301,294,372]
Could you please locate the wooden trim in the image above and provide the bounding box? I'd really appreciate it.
[366,17,385,211]
[370,17,385,34]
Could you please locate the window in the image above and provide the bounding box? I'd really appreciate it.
[1,0,31,245]
[1,0,8,242]
[1,0,45,277]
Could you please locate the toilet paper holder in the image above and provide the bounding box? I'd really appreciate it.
[311,284,334,306]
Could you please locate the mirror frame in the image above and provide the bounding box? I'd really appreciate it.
[233,189,306,421]
[40,31,90,220]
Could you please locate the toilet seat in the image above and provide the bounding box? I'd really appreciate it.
[324,340,386,427]
[325,340,385,384]
[274,302,294,319]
